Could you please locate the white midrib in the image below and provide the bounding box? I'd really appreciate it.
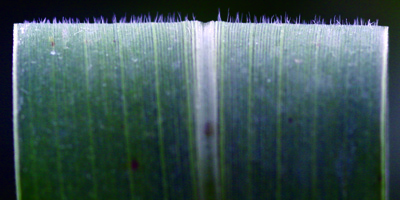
[194,21,220,200]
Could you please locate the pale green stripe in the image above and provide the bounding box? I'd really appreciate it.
[83,26,98,200]
[50,28,66,200]
[246,24,255,200]
[311,28,321,200]
[380,27,389,200]
[276,27,285,200]
[183,21,198,199]
[151,23,169,200]
[116,24,135,198]
[218,22,226,200]
[13,24,21,200]
[25,27,39,200]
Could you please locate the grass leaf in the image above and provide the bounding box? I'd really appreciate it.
[13,20,388,200]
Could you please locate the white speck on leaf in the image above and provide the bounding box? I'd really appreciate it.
[20,27,26,34]
[294,59,303,64]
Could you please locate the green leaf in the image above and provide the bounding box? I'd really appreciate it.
[13,21,388,200]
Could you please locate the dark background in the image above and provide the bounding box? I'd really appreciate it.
[1,0,399,199]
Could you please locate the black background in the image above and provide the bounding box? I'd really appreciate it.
[1,0,399,199]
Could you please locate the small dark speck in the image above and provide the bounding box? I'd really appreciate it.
[288,118,293,124]
[131,160,139,171]
[204,121,214,137]
[51,41,55,47]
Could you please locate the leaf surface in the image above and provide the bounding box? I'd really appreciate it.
[13,21,388,200]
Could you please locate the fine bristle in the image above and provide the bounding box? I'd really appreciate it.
[219,12,378,26]
[23,12,379,26]
[24,13,192,24]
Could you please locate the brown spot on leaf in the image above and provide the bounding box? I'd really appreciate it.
[131,159,139,171]
[204,121,214,137]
